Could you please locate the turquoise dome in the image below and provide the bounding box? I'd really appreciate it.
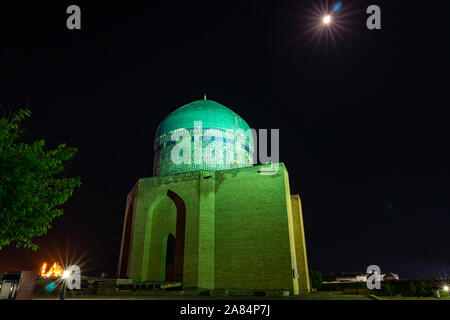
[153,98,254,176]
[155,99,251,138]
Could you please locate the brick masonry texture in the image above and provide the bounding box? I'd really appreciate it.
[119,163,310,294]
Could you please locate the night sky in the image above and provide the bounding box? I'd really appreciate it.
[0,1,449,279]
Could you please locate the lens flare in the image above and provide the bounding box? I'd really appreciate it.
[62,270,71,279]
[293,0,360,53]
[333,1,343,12]
[45,282,56,292]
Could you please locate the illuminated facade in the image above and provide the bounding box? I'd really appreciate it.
[118,98,310,294]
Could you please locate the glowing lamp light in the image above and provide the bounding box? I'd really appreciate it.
[62,270,71,279]
[323,15,332,25]
[444,285,449,292]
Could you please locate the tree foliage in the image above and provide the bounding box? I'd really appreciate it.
[309,269,323,290]
[384,281,395,296]
[0,109,81,250]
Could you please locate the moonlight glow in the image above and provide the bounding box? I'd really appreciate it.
[295,0,360,51]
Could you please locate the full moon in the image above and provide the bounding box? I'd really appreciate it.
[323,15,331,25]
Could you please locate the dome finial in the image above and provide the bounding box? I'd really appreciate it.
[203,93,207,100]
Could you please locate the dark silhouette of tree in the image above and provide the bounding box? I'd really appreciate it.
[309,270,323,290]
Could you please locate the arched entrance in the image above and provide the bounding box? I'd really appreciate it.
[167,190,186,282]
[161,233,176,281]
[144,190,186,282]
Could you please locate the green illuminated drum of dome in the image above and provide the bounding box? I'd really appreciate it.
[153,98,254,176]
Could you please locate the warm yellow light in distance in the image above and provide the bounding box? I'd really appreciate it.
[40,263,47,277]
[40,262,64,278]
